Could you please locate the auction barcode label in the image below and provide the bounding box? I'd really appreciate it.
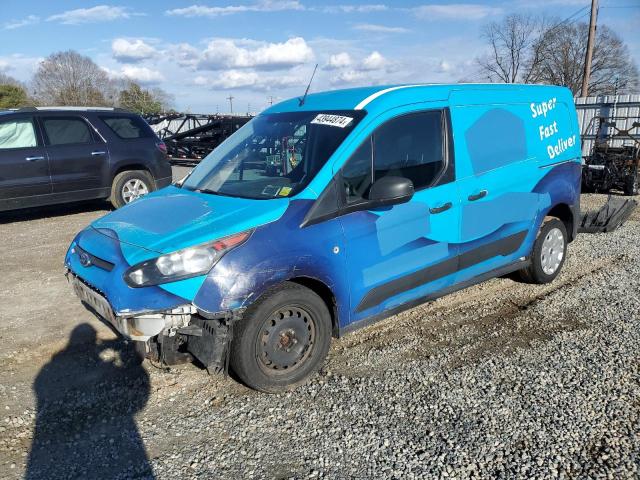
[311,114,353,128]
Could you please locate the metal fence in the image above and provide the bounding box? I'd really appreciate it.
[576,94,640,158]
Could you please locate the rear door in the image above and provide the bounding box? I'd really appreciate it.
[0,114,51,201]
[449,90,544,283]
[39,115,109,194]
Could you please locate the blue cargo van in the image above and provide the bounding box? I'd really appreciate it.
[65,84,582,392]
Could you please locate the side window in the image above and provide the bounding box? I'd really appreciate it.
[373,111,444,190]
[42,117,93,146]
[343,137,373,204]
[100,116,153,139]
[340,110,446,205]
[0,118,37,150]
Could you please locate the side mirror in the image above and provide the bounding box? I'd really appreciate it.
[367,176,414,208]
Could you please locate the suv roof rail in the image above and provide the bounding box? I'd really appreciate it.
[16,106,130,113]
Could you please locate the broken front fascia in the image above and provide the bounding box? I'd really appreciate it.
[115,304,195,341]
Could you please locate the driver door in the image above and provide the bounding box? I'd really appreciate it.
[337,109,462,323]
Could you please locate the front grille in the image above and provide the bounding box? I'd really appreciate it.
[75,245,115,272]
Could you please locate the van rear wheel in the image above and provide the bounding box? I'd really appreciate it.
[111,170,155,208]
[230,282,331,393]
[519,217,567,284]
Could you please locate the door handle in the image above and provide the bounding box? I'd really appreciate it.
[468,189,488,201]
[91,151,106,156]
[429,202,452,214]
[25,156,45,162]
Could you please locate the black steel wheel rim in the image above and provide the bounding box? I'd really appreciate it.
[256,305,316,374]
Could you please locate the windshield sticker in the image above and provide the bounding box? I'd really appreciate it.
[261,185,280,196]
[278,186,292,196]
[311,114,353,128]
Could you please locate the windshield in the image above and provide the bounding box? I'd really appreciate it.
[182,110,365,199]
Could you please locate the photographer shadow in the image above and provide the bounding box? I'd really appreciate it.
[25,324,154,479]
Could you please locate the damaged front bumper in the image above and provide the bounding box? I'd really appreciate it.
[67,271,242,372]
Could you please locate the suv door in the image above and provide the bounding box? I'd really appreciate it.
[0,115,51,203]
[337,109,461,322]
[39,115,109,195]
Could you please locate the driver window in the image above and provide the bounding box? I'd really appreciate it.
[341,110,445,205]
[374,111,444,190]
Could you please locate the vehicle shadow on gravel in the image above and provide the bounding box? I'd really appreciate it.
[25,324,154,480]
[0,200,111,225]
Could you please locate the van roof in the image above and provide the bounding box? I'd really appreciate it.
[264,83,571,115]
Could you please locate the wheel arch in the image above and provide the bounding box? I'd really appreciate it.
[545,202,576,242]
[111,163,155,186]
[287,276,340,338]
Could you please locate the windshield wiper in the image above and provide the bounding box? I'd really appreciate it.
[195,188,235,197]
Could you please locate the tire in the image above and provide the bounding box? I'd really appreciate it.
[230,282,332,393]
[518,217,568,284]
[623,173,639,196]
[110,170,155,208]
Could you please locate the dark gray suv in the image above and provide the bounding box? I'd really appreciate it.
[0,107,173,211]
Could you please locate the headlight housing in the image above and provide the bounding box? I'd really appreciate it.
[124,230,252,287]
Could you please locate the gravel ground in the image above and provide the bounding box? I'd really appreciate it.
[0,191,638,479]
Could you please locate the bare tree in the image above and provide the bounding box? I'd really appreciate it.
[530,23,639,95]
[0,72,23,87]
[32,50,114,106]
[476,14,548,83]
[476,15,639,95]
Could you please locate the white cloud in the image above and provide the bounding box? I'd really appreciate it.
[361,51,387,70]
[326,52,353,70]
[117,66,165,84]
[412,4,502,21]
[195,69,303,90]
[353,23,409,34]
[168,43,201,69]
[0,54,43,81]
[318,4,388,13]
[4,15,40,30]
[167,1,303,17]
[437,60,453,73]
[47,5,135,25]
[330,69,367,85]
[112,38,157,63]
[199,37,314,71]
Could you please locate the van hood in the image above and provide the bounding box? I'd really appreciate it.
[92,185,289,259]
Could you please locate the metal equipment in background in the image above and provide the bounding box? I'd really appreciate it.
[581,116,640,196]
[145,114,252,166]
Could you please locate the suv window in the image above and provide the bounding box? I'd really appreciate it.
[0,118,37,149]
[42,117,93,146]
[342,110,445,204]
[100,115,153,139]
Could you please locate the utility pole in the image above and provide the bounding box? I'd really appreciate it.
[580,0,598,97]
[226,95,234,114]
[268,96,274,106]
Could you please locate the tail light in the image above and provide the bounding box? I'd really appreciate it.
[156,142,168,155]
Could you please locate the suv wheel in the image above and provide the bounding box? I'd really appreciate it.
[519,217,567,284]
[230,282,332,393]
[111,170,155,208]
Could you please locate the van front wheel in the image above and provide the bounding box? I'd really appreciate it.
[519,217,567,284]
[230,282,332,393]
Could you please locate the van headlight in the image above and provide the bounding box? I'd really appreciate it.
[124,230,252,287]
